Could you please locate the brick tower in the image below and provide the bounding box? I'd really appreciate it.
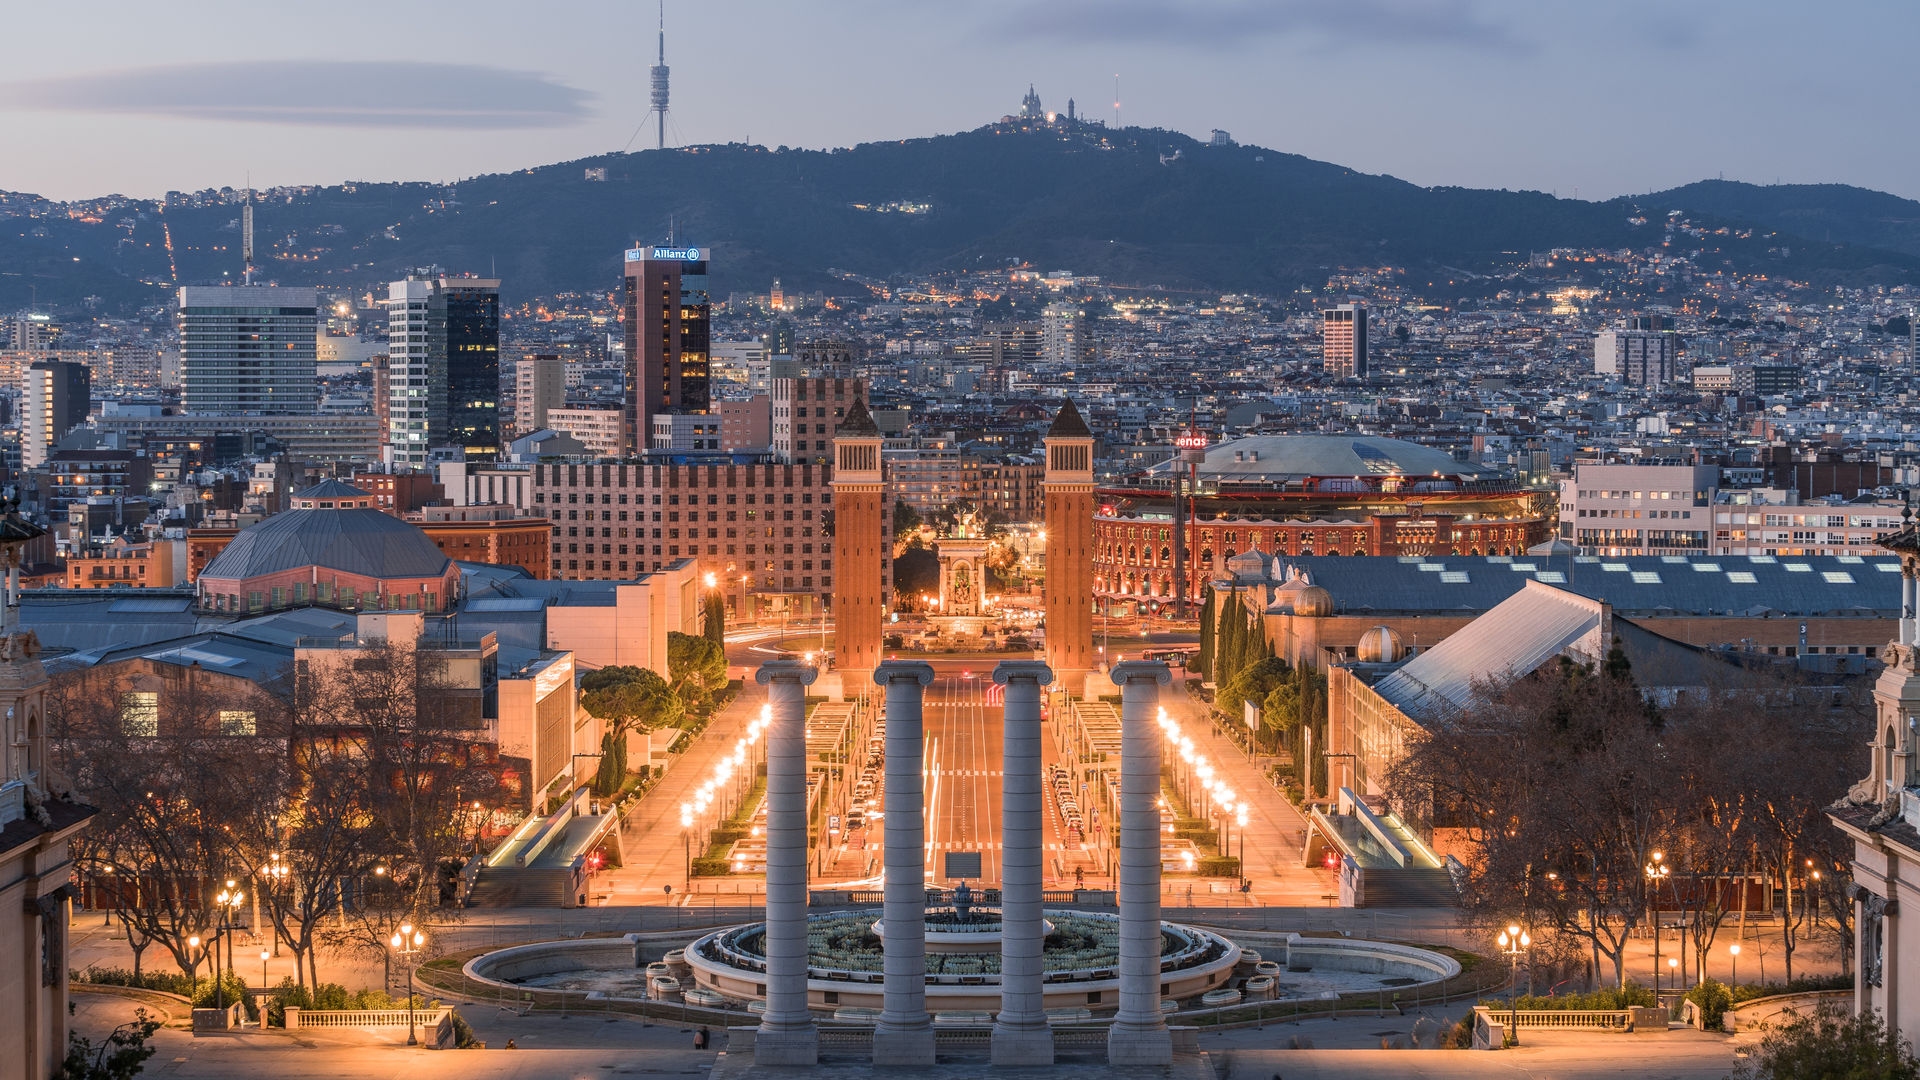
[1043,399,1096,690]
[831,400,886,694]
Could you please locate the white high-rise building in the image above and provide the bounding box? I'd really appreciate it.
[178,286,318,415]
[1041,303,1086,367]
[386,276,444,467]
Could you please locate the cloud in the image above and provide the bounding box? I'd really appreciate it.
[0,60,594,128]
[1002,0,1528,52]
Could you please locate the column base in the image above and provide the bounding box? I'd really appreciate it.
[1107,1023,1173,1066]
[990,1025,1055,1066]
[753,1025,818,1066]
[872,1026,937,1066]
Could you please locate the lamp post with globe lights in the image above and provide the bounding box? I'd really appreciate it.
[1497,924,1530,1046]
[214,881,244,1013]
[1730,943,1741,987]
[1645,852,1670,989]
[390,923,425,1045]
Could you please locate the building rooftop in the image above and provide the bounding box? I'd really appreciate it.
[200,506,452,582]
[1145,435,1499,484]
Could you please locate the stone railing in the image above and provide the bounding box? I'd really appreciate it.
[1471,1005,1662,1048]
[285,1007,453,1047]
[1725,990,1853,1032]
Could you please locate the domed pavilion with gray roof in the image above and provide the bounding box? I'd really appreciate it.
[196,481,461,614]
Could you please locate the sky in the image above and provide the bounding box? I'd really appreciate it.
[1,0,1914,203]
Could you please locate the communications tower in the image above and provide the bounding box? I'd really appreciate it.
[241,185,255,285]
[648,0,671,150]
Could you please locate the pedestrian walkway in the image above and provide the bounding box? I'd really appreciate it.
[1160,680,1336,906]
[601,685,771,905]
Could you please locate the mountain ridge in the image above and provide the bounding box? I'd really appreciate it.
[3,122,1917,314]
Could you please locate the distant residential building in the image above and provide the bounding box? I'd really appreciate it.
[385,273,501,467]
[796,338,856,377]
[718,396,772,450]
[22,359,90,468]
[1321,303,1368,378]
[6,312,57,350]
[545,407,626,458]
[178,285,319,415]
[63,538,177,589]
[651,412,721,450]
[514,354,567,436]
[772,377,866,465]
[622,244,710,452]
[1692,363,1800,396]
[1594,316,1684,386]
[710,339,769,391]
[1041,303,1086,367]
[1557,463,1718,555]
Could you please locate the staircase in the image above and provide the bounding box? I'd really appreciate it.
[464,868,573,908]
[1357,867,1459,908]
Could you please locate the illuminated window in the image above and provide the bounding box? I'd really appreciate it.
[219,710,257,736]
[120,692,159,737]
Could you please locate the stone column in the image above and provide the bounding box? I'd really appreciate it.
[992,660,1055,1066]
[754,659,818,1065]
[1107,661,1173,1066]
[873,660,937,1066]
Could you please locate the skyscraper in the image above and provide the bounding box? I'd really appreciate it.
[1321,303,1368,379]
[22,359,90,468]
[385,272,501,467]
[445,277,502,457]
[178,285,318,415]
[622,244,711,453]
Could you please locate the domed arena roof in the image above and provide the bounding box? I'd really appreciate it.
[201,507,452,582]
[1148,435,1496,484]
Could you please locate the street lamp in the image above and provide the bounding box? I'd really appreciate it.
[214,881,244,1013]
[1645,852,1670,989]
[186,935,202,986]
[1235,805,1249,885]
[389,923,425,1046]
[259,950,271,994]
[680,804,694,891]
[1496,924,1531,1047]
[1730,943,1741,988]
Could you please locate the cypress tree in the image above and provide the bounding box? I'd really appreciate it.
[1218,589,1245,685]
[1196,588,1216,677]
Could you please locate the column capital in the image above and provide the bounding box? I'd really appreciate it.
[992,661,1055,687]
[1109,660,1171,686]
[756,659,820,686]
[873,660,936,687]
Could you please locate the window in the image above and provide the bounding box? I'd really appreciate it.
[219,710,257,736]
[120,691,159,736]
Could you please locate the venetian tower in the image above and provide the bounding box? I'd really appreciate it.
[831,400,886,694]
[1044,399,1096,691]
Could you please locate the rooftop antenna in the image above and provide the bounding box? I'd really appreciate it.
[241,176,255,286]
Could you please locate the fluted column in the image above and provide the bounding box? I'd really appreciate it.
[755,660,818,1065]
[1108,661,1173,1066]
[873,660,937,1066]
[992,661,1055,1066]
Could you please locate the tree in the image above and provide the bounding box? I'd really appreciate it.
[1732,1006,1920,1080]
[893,547,939,603]
[702,591,727,649]
[308,640,506,918]
[55,1010,160,1080]
[892,499,923,538]
[1195,588,1216,678]
[580,666,684,735]
[667,632,727,709]
[1218,656,1290,719]
[1215,589,1245,686]
[53,677,288,981]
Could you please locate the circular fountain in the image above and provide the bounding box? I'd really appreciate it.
[681,907,1241,1015]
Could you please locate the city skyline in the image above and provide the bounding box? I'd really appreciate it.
[0,0,1915,202]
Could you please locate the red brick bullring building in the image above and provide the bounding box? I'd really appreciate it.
[1095,435,1551,613]
[195,480,462,614]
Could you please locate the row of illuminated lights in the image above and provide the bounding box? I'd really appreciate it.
[1155,706,1247,873]
[679,704,772,833]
